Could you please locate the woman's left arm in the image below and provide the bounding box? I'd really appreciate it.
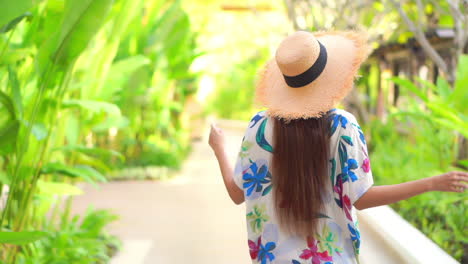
[209,124,245,205]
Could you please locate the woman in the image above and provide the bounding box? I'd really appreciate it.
[209,31,467,264]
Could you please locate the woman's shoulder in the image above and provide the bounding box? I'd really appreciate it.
[247,110,268,129]
[329,108,364,137]
[329,108,358,123]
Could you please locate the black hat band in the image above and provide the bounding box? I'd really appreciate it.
[283,41,328,88]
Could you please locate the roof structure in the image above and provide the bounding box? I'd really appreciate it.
[372,28,455,57]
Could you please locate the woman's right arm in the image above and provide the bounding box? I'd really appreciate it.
[353,171,468,210]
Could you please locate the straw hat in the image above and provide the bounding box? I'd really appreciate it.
[255,31,370,121]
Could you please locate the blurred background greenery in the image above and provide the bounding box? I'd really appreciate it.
[0,0,466,263]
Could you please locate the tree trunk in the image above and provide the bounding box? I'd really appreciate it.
[392,62,400,106]
[283,0,300,30]
[376,60,385,119]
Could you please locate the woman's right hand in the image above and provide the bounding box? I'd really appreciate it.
[429,171,468,193]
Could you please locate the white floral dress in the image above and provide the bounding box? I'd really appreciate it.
[233,108,373,264]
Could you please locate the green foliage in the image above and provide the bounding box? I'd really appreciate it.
[0,0,34,28]
[15,207,120,264]
[367,56,468,261]
[0,0,119,260]
[368,117,467,260]
[390,57,468,138]
[37,180,83,196]
[0,0,200,262]
[0,231,47,245]
[107,166,177,181]
[41,163,107,184]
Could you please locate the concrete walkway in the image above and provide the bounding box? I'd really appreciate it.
[72,124,248,263]
[71,121,402,264]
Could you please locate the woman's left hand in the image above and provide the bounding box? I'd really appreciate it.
[209,123,226,154]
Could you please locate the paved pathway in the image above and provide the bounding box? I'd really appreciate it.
[72,123,248,263]
[72,120,403,264]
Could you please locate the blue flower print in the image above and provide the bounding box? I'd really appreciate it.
[250,111,265,128]
[351,123,366,145]
[243,162,273,197]
[249,235,276,264]
[358,129,366,145]
[330,113,348,136]
[348,224,361,255]
[258,241,276,264]
[292,259,332,264]
[341,158,359,182]
[337,141,359,183]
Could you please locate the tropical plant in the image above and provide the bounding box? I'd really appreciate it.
[390,55,468,138]
[15,206,120,264]
[366,55,468,261]
[0,0,201,262]
[0,0,117,261]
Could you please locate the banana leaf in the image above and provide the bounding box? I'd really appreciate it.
[41,162,107,184]
[0,12,32,33]
[0,0,35,29]
[53,145,124,162]
[62,99,121,116]
[37,180,83,196]
[390,76,428,102]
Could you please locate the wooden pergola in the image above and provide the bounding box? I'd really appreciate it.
[366,29,458,118]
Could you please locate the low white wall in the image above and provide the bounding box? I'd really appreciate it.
[358,205,459,264]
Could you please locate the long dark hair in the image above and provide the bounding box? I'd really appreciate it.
[272,115,330,238]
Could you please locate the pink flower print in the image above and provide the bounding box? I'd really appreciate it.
[248,236,277,264]
[249,237,261,259]
[333,176,353,221]
[362,158,370,173]
[299,237,333,264]
[342,195,352,221]
[361,146,371,173]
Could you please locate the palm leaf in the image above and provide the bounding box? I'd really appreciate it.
[256,118,273,153]
[391,76,428,102]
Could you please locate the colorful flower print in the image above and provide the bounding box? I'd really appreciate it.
[330,113,348,136]
[247,204,270,234]
[329,158,337,189]
[361,146,371,173]
[258,242,276,264]
[248,236,276,264]
[236,109,373,264]
[292,260,333,264]
[358,129,366,145]
[337,141,359,183]
[298,236,333,264]
[256,118,273,153]
[333,175,353,221]
[348,224,361,256]
[317,225,343,257]
[340,158,359,182]
[250,111,265,128]
[362,158,370,173]
[243,161,273,197]
[240,140,254,158]
[249,237,261,259]
[352,123,366,145]
[340,135,353,146]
